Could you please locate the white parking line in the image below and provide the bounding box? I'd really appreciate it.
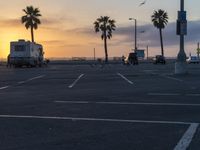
[117,73,133,85]
[55,101,89,104]
[68,74,84,88]
[18,81,26,84]
[0,114,193,125]
[27,75,46,81]
[148,93,180,96]
[0,86,10,90]
[186,94,200,97]
[143,70,183,82]
[18,75,45,84]
[161,75,183,82]
[55,101,200,107]
[174,123,199,150]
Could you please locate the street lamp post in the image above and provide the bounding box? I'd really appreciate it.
[175,0,187,74]
[94,48,96,61]
[129,18,137,51]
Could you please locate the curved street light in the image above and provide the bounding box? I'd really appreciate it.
[129,18,137,51]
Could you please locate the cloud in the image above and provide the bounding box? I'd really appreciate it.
[3,17,200,50]
[114,20,200,48]
[0,18,21,28]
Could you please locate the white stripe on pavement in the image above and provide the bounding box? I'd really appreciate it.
[55,101,89,104]
[148,93,180,96]
[161,75,183,82]
[68,74,84,88]
[0,115,193,125]
[0,86,10,90]
[27,75,46,81]
[18,81,26,84]
[97,102,200,107]
[174,123,199,150]
[186,94,200,97]
[55,101,200,107]
[117,73,133,85]
[18,75,45,84]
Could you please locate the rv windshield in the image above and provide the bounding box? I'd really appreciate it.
[15,45,25,51]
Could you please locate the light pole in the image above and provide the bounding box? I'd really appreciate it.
[94,48,96,61]
[175,0,187,74]
[129,18,137,51]
[146,45,149,60]
[197,42,200,59]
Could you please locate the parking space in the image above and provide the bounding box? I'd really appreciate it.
[0,63,200,150]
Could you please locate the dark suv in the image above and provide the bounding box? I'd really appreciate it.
[125,52,138,65]
[153,55,166,64]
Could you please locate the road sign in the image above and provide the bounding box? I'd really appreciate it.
[176,11,187,35]
[178,11,186,20]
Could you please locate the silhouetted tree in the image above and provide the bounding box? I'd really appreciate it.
[94,16,116,62]
[21,6,41,42]
[151,9,168,57]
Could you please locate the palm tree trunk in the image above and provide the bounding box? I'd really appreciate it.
[104,34,108,63]
[31,26,34,42]
[159,28,164,57]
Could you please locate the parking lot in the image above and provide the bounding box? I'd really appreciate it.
[0,62,200,150]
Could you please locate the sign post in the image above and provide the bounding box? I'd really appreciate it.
[175,0,187,74]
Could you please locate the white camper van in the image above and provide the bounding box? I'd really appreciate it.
[10,39,44,67]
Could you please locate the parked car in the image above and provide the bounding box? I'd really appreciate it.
[153,55,166,64]
[187,56,200,64]
[125,52,138,65]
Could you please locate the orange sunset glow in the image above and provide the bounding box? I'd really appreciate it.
[1,0,200,59]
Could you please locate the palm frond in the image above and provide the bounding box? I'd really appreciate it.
[151,9,168,29]
[21,6,42,29]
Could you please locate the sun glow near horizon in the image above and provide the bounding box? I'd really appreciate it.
[1,0,200,59]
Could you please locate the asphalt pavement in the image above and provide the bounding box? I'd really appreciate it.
[0,62,200,150]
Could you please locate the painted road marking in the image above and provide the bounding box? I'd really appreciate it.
[149,93,200,97]
[27,75,46,81]
[174,123,199,150]
[55,101,200,107]
[18,81,26,84]
[148,93,180,96]
[18,75,45,84]
[186,94,200,97]
[68,74,84,88]
[0,86,10,90]
[55,101,89,104]
[0,115,193,125]
[143,70,183,82]
[161,75,183,82]
[117,73,133,85]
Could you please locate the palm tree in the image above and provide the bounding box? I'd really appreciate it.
[94,16,116,62]
[151,9,168,57]
[21,6,42,42]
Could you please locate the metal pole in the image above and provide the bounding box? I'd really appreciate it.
[94,48,96,61]
[146,45,149,60]
[129,18,137,51]
[175,0,187,74]
[197,42,200,59]
[181,0,184,11]
[135,19,137,51]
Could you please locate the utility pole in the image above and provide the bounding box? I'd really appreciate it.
[146,45,149,60]
[94,48,96,61]
[175,0,187,74]
[197,42,200,59]
[135,19,137,51]
[129,18,137,51]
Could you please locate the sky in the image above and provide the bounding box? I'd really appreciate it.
[0,0,200,59]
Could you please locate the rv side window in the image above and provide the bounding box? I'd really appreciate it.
[15,45,25,51]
